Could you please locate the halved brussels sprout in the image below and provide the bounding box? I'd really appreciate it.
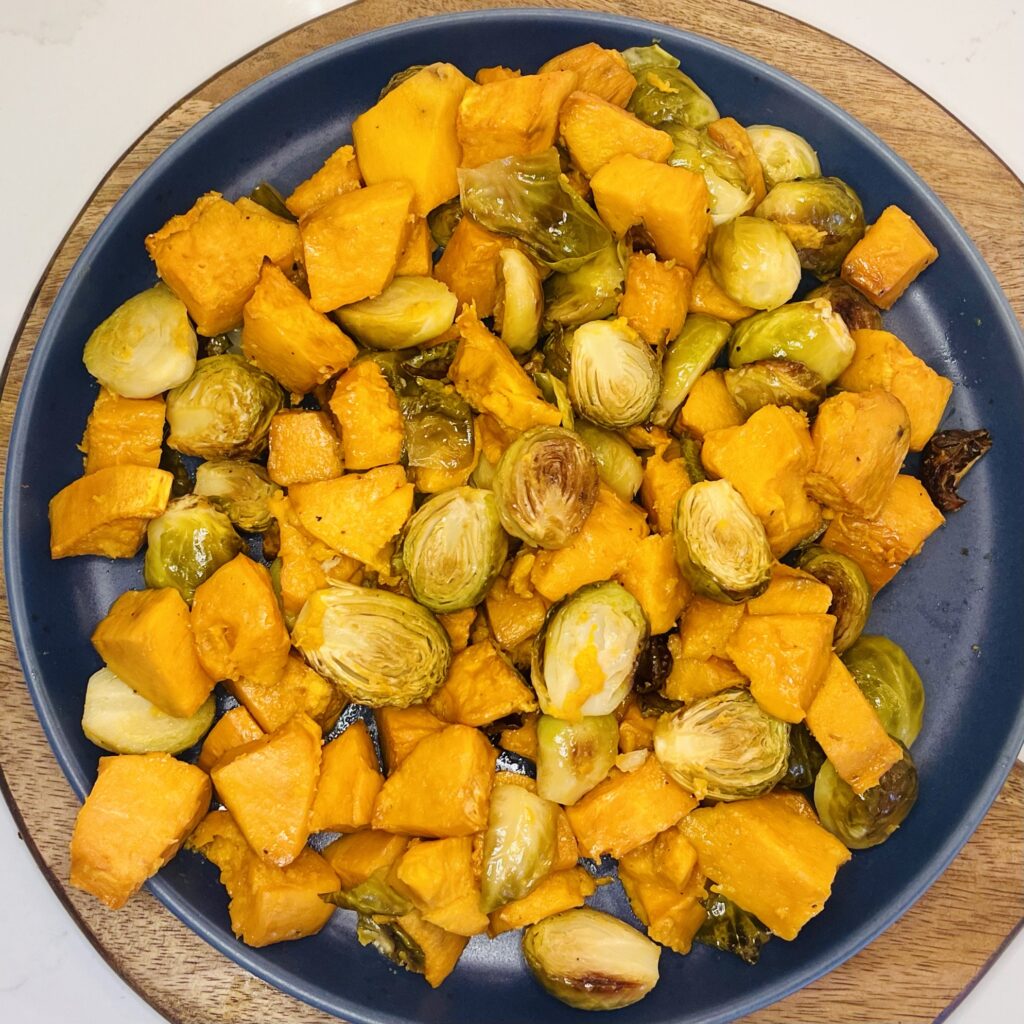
[398,376,475,471]
[292,583,452,707]
[533,372,575,429]
[401,487,508,613]
[727,298,856,384]
[921,428,993,513]
[166,354,283,459]
[674,479,773,603]
[536,714,619,805]
[745,124,821,189]
[480,784,560,913]
[652,313,732,427]
[143,495,243,603]
[653,689,790,801]
[459,150,612,272]
[427,197,462,248]
[755,177,865,279]
[322,867,415,916]
[707,216,802,311]
[624,44,719,130]
[841,636,925,747]
[696,892,773,965]
[568,320,661,429]
[494,249,544,354]
[193,460,281,533]
[723,358,826,417]
[523,908,661,1010]
[335,276,458,350]
[804,279,883,333]
[814,745,918,849]
[83,282,198,399]
[796,546,872,655]
[664,124,755,226]
[574,419,644,501]
[493,426,599,549]
[533,581,649,720]
[543,242,626,329]
[779,721,826,790]
[159,446,193,499]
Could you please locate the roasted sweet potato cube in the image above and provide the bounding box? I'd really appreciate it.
[539,43,636,106]
[842,205,938,309]
[437,608,477,654]
[353,63,473,217]
[394,217,435,277]
[92,588,215,718]
[391,908,469,988]
[81,388,165,474]
[488,867,597,937]
[226,653,344,734]
[484,574,548,656]
[372,724,496,836]
[664,650,747,703]
[839,329,953,451]
[309,720,383,833]
[285,143,363,219]
[375,706,448,774]
[327,361,404,470]
[689,262,756,323]
[267,410,344,487]
[677,597,746,660]
[618,697,656,753]
[640,442,695,535]
[428,641,537,726]
[618,253,692,347]
[70,753,211,909]
[706,118,767,206]
[500,714,539,760]
[322,829,409,888]
[50,464,171,559]
[435,216,519,317]
[476,65,521,85]
[746,563,834,616]
[617,533,691,634]
[591,154,711,273]
[198,706,264,774]
[211,713,322,866]
[677,370,744,437]
[300,182,415,311]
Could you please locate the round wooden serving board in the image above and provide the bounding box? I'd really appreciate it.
[1,2,1022,1022]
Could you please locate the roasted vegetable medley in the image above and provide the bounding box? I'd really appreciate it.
[52,39,993,1011]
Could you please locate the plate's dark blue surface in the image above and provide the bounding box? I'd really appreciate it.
[5,9,1024,1024]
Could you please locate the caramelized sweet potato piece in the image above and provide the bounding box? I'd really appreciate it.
[618,697,657,752]
[394,217,435,277]
[499,714,539,760]
[310,719,384,833]
[389,908,469,988]
[677,597,745,660]
[676,370,744,437]
[689,262,756,323]
[267,410,345,487]
[618,252,693,347]
[81,388,165,474]
[428,641,537,727]
[376,705,448,773]
[640,440,695,535]
[322,829,409,889]
[327,361,404,470]
[198,706,264,774]
[616,533,691,634]
[226,653,344,734]
[540,43,635,105]
[488,867,597,936]
[475,66,521,85]
[484,574,549,657]
[746,563,834,616]
[285,144,363,218]
[434,216,521,317]
[437,608,477,654]
[663,649,748,703]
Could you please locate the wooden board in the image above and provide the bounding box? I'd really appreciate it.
[0,1,1021,1022]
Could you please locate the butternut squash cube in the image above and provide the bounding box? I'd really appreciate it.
[327,361,404,470]
[664,652,748,704]
[372,724,496,837]
[267,410,344,487]
[211,713,322,866]
[706,118,767,206]
[476,66,521,85]
[689,262,756,323]
[91,587,215,718]
[618,697,656,752]
[70,752,211,909]
[499,714,539,760]
[226,653,344,734]
[839,329,953,451]
[488,867,597,936]
[677,596,746,660]
[300,182,415,311]
[591,154,711,274]
[81,388,165,474]
[428,640,537,726]
[540,43,636,106]
[390,909,469,988]
[746,563,834,616]
[677,370,744,437]
[285,143,363,219]
[678,792,851,940]
[726,613,836,723]
[841,205,938,309]
[553,808,581,871]
[618,253,692,347]
[821,474,944,591]
[309,719,383,833]
[437,608,477,654]
[484,575,549,656]
[640,441,695,535]
[322,829,409,889]
[198,706,264,774]
[616,533,691,634]
[393,217,434,277]
[50,464,172,559]
[435,216,518,317]
[353,63,473,216]
[376,705,448,773]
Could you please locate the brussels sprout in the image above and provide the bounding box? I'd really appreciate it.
[574,419,643,501]
[543,242,626,329]
[633,634,674,695]
[814,746,918,849]
[921,428,993,513]
[201,327,244,358]
[745,124,821,189]
[480,784,560,912]
[494,249,544,354]
[707,216,802,311]
[674,479,773,603]
[779,721,826,790]
[291,583,452,707]
[652,313,732,426]
[354,914,427,977]
[728,298,856,384]
[401,487,508,613]
[83,282,198,399]
[193,460,281,533]
[695,892,773,965]
[841,636,925,747]
[523,908,661,1010]
[796,546,872,654]
[427,197,462,248]
[653,689,789,800]
[755,177,865,279]
[804,279,883,333]
[536,714,619,805]
[459,150,612,272]
[166,354,283,459]
[723,358,827,417]
[533,581,649,719]
[322,868,414,916]
[401,340,460,380]
[664,124,755,226]
[143,495,243,603]
[533,372,575,429]
[159,446,193,499]
[397,376,475,471]
[248,181,296,222]
[493,426,599,549]
[624,44,719,130]
[542,324,573,381]
[568,320,661,429]
[621,42,681,74]
[335,276,458,350]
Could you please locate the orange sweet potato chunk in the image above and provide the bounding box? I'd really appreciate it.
[677,370,744,438]
[328,361,405,470]
[664,650,748,703]
[616,533,691,634]
[488,867,597,936]
[428,640,538,727]
[435,216,519,317]
[322,829,410,889]
[226,653,345,734]
[375,705,448,773]
[198,706,264,774]
[618,697,657,753]
[677,596,746,660]
[618,252,693,347]
[81,388,165,474]
[746,563,834,616]
[285,144,363,219]
[484,574,549,658]
[395,217,435,277]
[267,410,345,487]
[689,261,756,323]
[500,714,539,760]
[309,719,383,834]
[540,43,636,106]
[70,753,211,909]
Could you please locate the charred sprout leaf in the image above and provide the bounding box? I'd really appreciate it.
[542,324,573,381]
[804,280,882,333]
[401,340,460,380]
[625,45,719,130]
[653,689,790,800]
[159,446,193,499]
[707,216,802,311]
[674,479,773,603]
[696,892,773,965]
[653,313,732,427]
[664,124,754,226]
[291,583,451,707]
[745,124,821,189]
[841,635,925,747]
[427,197,463,248]
[354,914,426,975]
[494,249,544,354]
[493,426,599,549]
[398,376,475,471]
[200,327,243,358]
[402,487,508,613]
[335,276,458,350]
[638,691,685,718]
[921,429,993,512]
[780,722,826,790]
[814,744,918,849]
[322,868,414,916]
[574,419,643,501]
[193,460,281,532]
[796,546,872,654]
[458,150,612,272]
[523,908,661,1011]
[248,181,296,222]
[536,714,619,805]
[724,359,827,418]
[633,634,674,695]
[677,433,707,484]
[533,372,575,429]
[379,64,427,100]
[543,242,626,329]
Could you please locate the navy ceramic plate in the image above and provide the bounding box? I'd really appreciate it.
[5,8,1024,1024]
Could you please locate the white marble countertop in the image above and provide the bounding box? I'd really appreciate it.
[1,1,1021,1021]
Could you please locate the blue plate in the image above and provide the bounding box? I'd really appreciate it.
[5,9,1024,1024]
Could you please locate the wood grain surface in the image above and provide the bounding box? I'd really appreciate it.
[1,2,1022,1023]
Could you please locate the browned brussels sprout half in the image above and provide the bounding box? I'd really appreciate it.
[623,44,719,129]
[723,358,826,417]
[653,313,732,427]
[193,460,281,533]
[797,546,872,654]
[804,279,883,333]
[920,428,993,512]
[632,634,674,694]
[695,892,773,965]
[841,635,925,747]
[543,242,626,329]
[398,376,475,471]
[536,714,619,805]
